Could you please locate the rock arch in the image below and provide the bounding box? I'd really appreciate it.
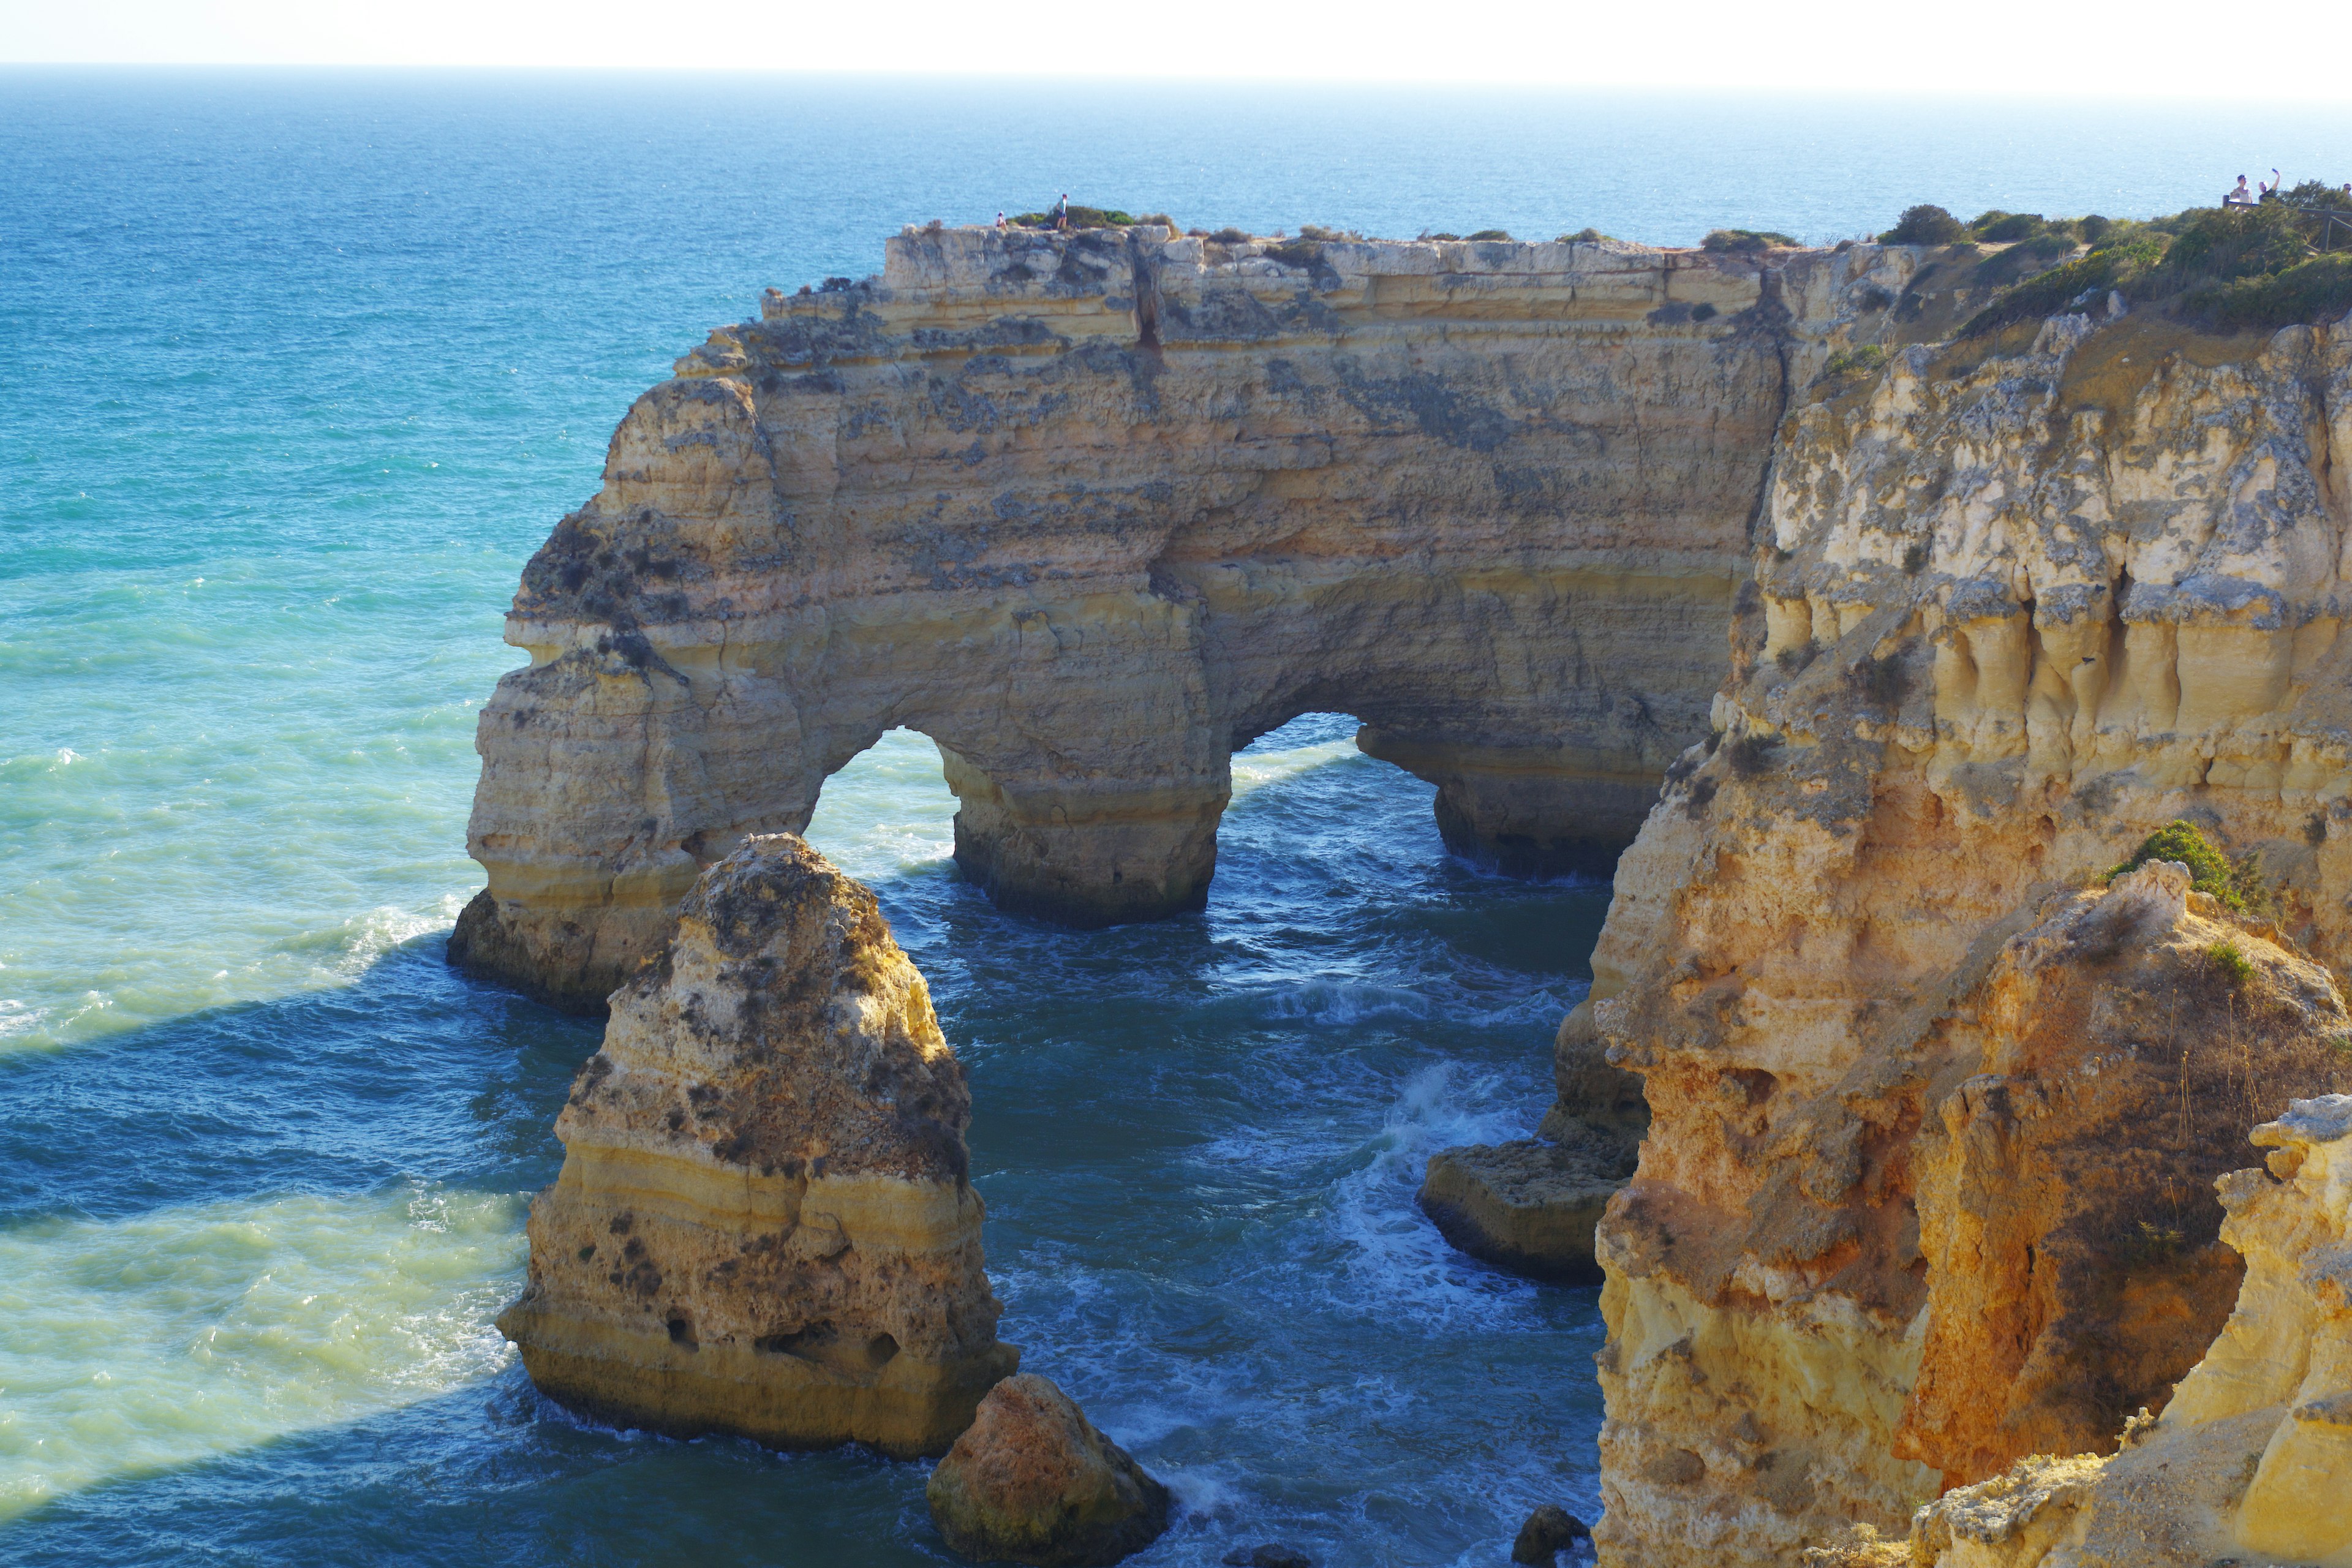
[453,225,1887,1009]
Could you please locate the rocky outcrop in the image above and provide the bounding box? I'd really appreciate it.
[1587,305,2352,1564]
[1901,1093,2352,1568]
[927,1374,1171,1567]
[1420,1126,1635,1283]
[452,225,1986,1009]
[496,834,1016,1457]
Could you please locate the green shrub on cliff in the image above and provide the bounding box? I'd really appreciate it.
[1011,205,1141,229]
[1972,211,2050,243]
[1961,189,2352,336]
[2106,820,2264,910]
[1703,228,1797,252]
[1880,205,1967,245]
[1819,344,1887,379]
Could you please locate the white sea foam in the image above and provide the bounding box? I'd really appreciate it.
[0,1185,525,1518]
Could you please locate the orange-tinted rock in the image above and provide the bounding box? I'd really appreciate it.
[927,1374,1170,1567]
[1902,1095,2352,1568]
[1589,311,2352,1567]
[1899,862,2351,1480]
[497,834,1016,1457]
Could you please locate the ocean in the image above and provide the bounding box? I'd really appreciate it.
[4,67,2349,1564]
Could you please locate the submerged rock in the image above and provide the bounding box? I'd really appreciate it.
[1221,1547,1314,1568]
[1419,1136,1630,1284]
[1511,1503,1592,1564]
[1422,1009,1644,1282]
[496,834,1017,1458]
[927,1374,1170,1567]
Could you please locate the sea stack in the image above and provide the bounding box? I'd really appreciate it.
[496,834,1017,1457]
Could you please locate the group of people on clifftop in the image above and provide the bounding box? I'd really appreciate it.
[2227,167,2352,206]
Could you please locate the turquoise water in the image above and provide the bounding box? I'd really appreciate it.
[6,69,2351,1565]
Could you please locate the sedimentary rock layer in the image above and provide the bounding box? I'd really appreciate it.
[1898,1093,2352,1568]
[453,226,1958,1008]
[1589,308,2352,1565]
[496,834,1016,1457]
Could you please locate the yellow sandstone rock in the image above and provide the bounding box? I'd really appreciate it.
[450,227,1977,1009]
[1588,305,2352,1565]
[496,834,1017,1457]
[1903,1093,2352,1568]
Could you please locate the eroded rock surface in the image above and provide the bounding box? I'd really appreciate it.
[453,226,1970,1008]
[496,834,1016,1457]
[1420,1130,1635,1284]
[927,1373,1171,1567]
[1587,306,2352,1565]
[1902,1095,2352,1568]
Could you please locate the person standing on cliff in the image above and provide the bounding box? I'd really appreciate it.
[995,211,1005,230]
[2226,175,2256,206]
[1054,193,1069,230]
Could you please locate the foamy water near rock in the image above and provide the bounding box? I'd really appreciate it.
[496,834,1016,1457]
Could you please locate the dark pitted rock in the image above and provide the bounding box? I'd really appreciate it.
[1222,1547,1314,1568]
[496,833,1015,1458]
[1512,1503,1592,1564]
[928,1374,1170,1567]
[1419,1126,1634,1283]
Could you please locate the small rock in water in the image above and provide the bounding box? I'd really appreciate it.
[1222,1548,1314,1568]
[928,1374,1171,1567]
[1511,1504,1591,1564]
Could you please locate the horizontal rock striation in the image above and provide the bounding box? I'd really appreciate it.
[496,834,1017,1457]
[452,226,1958,1009]
[1589,308,2352,1565]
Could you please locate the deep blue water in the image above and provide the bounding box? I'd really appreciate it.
[6,67,2351,1566]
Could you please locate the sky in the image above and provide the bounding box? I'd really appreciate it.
[4,0,2350,96]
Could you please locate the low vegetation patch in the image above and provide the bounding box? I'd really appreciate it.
[1009,205,1141,228]
[1465,228,1512,241]
[2107,820,2267,911]
[2206,939,2255,986]
[1560,227,1613,243]
[1879,204,1967,245]
[1820,344,1887,380]
[1703,228,1797,253]
[1948,186,2352,337]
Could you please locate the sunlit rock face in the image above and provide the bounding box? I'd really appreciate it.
[449,226,1947,1010]
[1588,309,2352,1566]
[496,834,1016,1458]
[1901,1094,2352,1568]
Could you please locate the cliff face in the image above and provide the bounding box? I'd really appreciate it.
[1590,309,2352,1565]
[1901,1094,2352,1568]
[453,227,1943,1009]
[496,834,1017,1457]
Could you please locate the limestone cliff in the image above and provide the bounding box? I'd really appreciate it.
[496,834,1017,1457]
[1899,1093,2352,1568]
[1588,304,2352,1565]
[451,226,1970,1009]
